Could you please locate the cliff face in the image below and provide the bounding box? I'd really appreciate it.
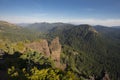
[25,37,64,68]
[49,37,61,62]
[49,37,62,68]
[25,39,50,57]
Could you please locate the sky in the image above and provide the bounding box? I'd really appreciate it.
[0,0,120,26]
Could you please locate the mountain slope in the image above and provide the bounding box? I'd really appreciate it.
[48,24,120,80]
[0,21,120,79]
[94,25,120,42]
[0,21,41,42]
[26,22,73,33]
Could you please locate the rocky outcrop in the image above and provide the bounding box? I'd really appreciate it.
[25,37,62,59]
[25,39,50,57]
[49,37,62,68]
[25,37,65,69]
[26,37,61,62]
[49,37,61,62]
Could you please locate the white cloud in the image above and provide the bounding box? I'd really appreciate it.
[0,13,48,23]
[0,15,120,26]
[0,15,46,23]
[68,19,120,26]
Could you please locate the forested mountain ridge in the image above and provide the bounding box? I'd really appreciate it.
[0,21,120,80]
[94,25,120,42]
[0,21,42,42]
[25,22,74,33]
[0,21,21,32]
[0,21,19,28]
[48,24,120,80]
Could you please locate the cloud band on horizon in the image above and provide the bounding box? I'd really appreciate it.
[0,16,120,26]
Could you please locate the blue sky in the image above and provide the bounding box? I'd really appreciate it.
[0,0,120,26]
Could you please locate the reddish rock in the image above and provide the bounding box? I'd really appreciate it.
[25,39,50,57]
[49,37,61,67]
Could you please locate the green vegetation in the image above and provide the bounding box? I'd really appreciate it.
[0,21,43,42]
[0,50,79,80]
[0,21,120,80]
[48,24,120,80]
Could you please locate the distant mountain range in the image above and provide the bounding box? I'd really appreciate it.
[22,22,73,33]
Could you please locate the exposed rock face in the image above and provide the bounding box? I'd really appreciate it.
[26,39,50,57]
[49,37,61,62]
[25,37,62,59]
[49,37,62,68]
[25,37,65,69]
